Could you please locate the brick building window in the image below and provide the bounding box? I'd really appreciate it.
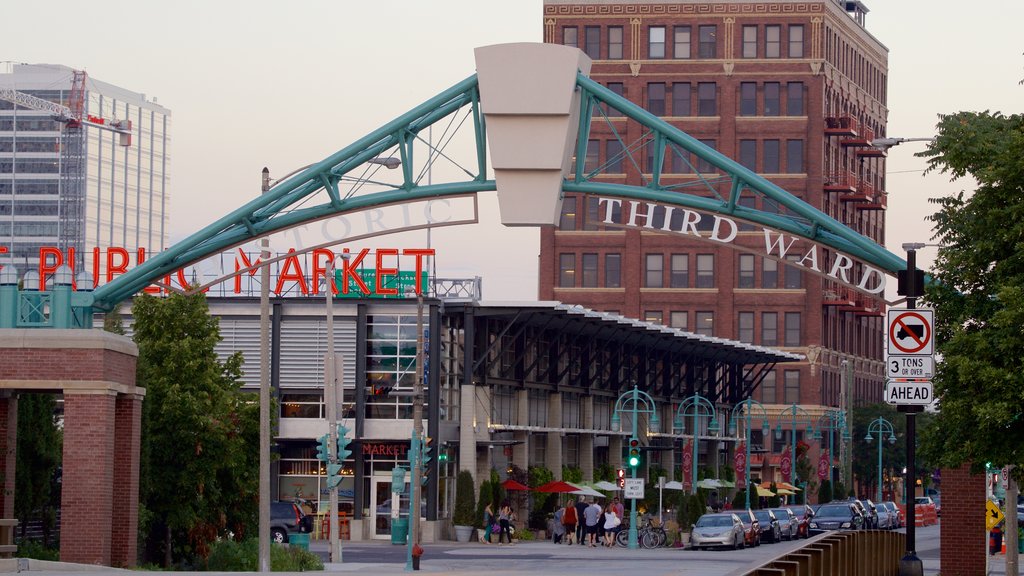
[740,82,757,116]
[695,311,714,336]
[672,82,691,116]
[559,253,576,287]
[786,139,804,173]
[606,82,625,116]
[763,140,780,173]
[605,253,622,288]
[606,139,624,173]
[738,254,755,288]
[761,312,778,345]
[563,27,578,48]
[764,82,781,116]
[784,255,804,288]
[738,312,754,343]
[698,25,717,58]
[696,254,715,288]
[739,140,757,171]
[787,82,804,115]
[645,253,664,288]
[696,139,716,173]
[584,26,601,59]
[559,196,576,230]
[760,371,777,403]
[645,310,663,324]
[608,26,623,59]
[789,25,804,58]
[670,254,689,288]
[784,312,801,346]
[674,26,691,58]
[742,26,757,58]
[697,82,717,116]
[784,370,800,403]
[670,311,688,330]
[649,26,666,58]
[582,253,598,287]
[647,83,666,115]
[765,25,781,58]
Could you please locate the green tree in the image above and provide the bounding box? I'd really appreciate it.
[453,470,476,527]
[132,292,259,566]
[915,111,1024,479]
[15,394,61,546]
[817,479,832,505]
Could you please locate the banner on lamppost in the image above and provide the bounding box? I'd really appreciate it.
[682,440,693,490]
[780,447,792,483]
[817,450,830,480]
[734,442,747,487]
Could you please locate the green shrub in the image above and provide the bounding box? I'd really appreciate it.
[454,470,477,526]
[476,480,493,530]
[15,540,59,561]
[205,538,323,572]
[818,480,833,505]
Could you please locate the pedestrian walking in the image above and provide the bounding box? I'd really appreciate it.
[575,498,589,545]
[562,498,578,545]
[552,505,566,544]
[497,501,515,546]
[480,503,494,544]
[602,504,621,547]
[583,499,602,547]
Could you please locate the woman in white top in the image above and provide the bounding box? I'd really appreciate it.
[602,505,620,547]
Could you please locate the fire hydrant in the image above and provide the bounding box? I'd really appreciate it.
[412,543,423,570]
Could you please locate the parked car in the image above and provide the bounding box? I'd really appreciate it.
[770,507,798,540]
[884,501,905,528]
[789,504,815,539]
[851,499,877,529]
[737,508,762,547]
[874,502,896,530]
[810,502,864,534]
[271,501,313,543]
[689,513,746,550]
[752,508,782,543]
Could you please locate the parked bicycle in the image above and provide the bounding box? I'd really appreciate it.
[615,516,667,549]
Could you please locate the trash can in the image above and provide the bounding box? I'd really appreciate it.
[391,518,409,545]
[289,532,310,551]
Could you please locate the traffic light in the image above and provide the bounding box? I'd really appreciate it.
[336,424,353,461]
[316,434,330,462]
[616,468,625,488]
[326,462,343,488]
[420,437,433,486]
[628,437,641,468]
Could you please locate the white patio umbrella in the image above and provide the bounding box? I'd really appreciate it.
[593,480,622,492]
[663,480,685,490]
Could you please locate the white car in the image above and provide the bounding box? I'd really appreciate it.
[689,513,746,550]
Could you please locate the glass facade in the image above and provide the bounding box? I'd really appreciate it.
[0,64,170,274]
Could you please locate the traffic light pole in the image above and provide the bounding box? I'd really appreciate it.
[898,244,924,576]
[325,262,342,564]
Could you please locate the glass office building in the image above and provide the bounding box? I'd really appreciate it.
[0,63,171,277]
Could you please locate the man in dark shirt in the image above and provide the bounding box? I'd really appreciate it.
[575,498,589,545]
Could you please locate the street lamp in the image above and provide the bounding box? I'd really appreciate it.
[611,385,661,549]
[865,417,898,503]
[813,409,849,494]
[672,394,719,494]
[727,399,770,510]
[774,404,815,504]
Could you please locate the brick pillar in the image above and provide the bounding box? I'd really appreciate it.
[0,394,17,518]
[940,463,987,576]
[61,392,117,565]
[111,394,142,568]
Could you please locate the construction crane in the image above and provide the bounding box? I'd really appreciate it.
[0,69,133,264]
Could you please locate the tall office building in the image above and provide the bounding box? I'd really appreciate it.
[0,63,171,277]
[541,0,888,474]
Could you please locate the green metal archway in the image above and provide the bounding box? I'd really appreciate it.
[70,44,908,315]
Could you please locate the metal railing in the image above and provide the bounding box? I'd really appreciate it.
[741,530,906,576]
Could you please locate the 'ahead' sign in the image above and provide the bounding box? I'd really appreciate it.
[884,381,933,406]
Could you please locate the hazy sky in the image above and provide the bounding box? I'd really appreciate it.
[3,1,1021,300]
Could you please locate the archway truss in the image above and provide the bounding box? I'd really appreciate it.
[88,46,908,313]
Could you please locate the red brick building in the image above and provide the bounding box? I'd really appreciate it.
[540,0,889,480]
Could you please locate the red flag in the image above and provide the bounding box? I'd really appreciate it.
[817,450,830,480]
[780,447,793,483]
[682,440,693,489]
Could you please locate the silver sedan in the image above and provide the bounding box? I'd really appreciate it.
[689,513,746,550]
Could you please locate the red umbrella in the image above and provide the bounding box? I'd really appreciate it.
[501,478,530,491]
[534,480,580,493]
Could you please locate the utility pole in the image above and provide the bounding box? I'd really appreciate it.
[898,243,926,576]
[1007,467,1019,576]
[258,168,271,573]
[325,261,342,563]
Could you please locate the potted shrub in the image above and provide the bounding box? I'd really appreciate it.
[453,470,477,542]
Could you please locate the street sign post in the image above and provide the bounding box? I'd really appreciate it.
[888,356,934,380]
[624,478,644,499]
[888,309,935,356]
[987,500,1005,531]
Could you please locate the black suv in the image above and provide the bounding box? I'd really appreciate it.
[271,501,313,543]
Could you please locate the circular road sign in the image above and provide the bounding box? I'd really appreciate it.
[888,310,933,355]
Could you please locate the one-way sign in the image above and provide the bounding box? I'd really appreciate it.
[884,381,933,406]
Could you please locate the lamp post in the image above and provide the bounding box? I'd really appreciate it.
[611,385,661,549]
[813,409,849,494]
[727,399,770,510]
[865,417,898,503]
[672,394,718,494]
[774,404,815,504]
